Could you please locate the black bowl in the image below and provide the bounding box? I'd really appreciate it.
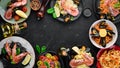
[50,0,82,23]
[93,0,120,24]
[38,51,64,68]
[69,45,96,68]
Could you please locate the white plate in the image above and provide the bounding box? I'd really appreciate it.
[0,36,35,68]
[89,19,118,49]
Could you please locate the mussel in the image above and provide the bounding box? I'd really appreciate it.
[91,28,99,37]
[99,21,107,29]
[100,37,106,47]
[107,30,115,37]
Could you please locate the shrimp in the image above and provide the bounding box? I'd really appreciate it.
[83,53,94,66]
[13,52,28,64]
[109,6,119,16]
[5,42,12,56]
[11,43,28,64]
[61,0,79,16]
[12,43,17,58]
[67,7,79,16]
[69,59,84,68]
[9,0,27,8]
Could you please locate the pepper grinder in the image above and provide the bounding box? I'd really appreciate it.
[37,0,50,20]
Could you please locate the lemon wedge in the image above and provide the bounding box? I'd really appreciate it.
[54,3,60,17]
[22,54,31,65]
[15,10,27,18]
[72,46,80,54]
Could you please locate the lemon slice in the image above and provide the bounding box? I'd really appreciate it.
[15,10,28,18]
[22,54,31,65]
[99,29,107,37]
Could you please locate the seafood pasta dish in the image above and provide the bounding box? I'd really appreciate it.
[98,49,120,68]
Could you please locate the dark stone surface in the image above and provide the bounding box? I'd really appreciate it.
[0,0,120,68]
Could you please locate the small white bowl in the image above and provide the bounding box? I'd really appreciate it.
[89,19,118,49]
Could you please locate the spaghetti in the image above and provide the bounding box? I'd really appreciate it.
[99,49,120,68]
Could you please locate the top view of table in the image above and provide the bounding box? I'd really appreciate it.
[1,0,120,68]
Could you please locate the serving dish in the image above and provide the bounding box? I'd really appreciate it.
[69,45,96,68]
[93,0,120,24]
[0,36,35,68]
[49,0,82,22]
[97,45,120,68]
[89,19,118,49]
[0,0,31,24]
[37,51,64,68]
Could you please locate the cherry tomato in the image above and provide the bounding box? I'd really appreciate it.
[22,6,27,12]
[39,56,46,60]
[53,55,58,61]
[14,15,20,21]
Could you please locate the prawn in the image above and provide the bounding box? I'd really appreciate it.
[13,52,28,64]
[5,42,12,56]
[83,53,94,66]
[12,43,17,58]
[61,0,79,16]
[9,0,27,8]
[11,43,28,64]
[69,59,84,68]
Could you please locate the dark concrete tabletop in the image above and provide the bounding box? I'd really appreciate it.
[0,0,120,68]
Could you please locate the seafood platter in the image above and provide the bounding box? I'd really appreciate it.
[0,36,35,68]
[48,0,82,22]
[0,0,31,24]
[0,0,120,68]
[89,19,118,48]
[93,0,120,23]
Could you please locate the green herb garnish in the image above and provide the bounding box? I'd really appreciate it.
[16,48,20,55]
[35,45,41,54]
[1,47,6,55]
[114,2,120,8]
[53,13,57,19]
[44,61,50,68]
[47,8,54,14]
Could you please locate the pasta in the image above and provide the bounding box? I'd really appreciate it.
[99,49,120,68]
[99,0,120,18]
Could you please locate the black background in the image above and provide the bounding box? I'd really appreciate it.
[0,0,120,68]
